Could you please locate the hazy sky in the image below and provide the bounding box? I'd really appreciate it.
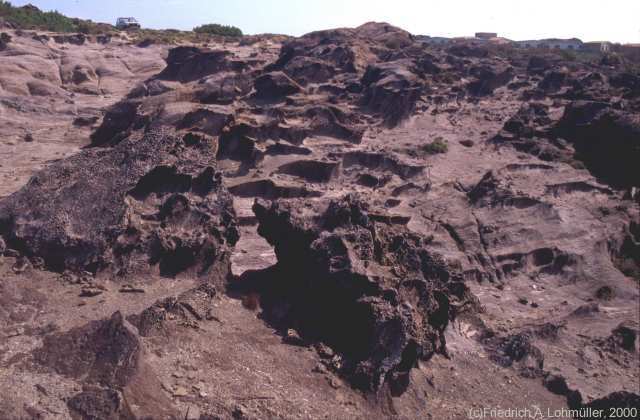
[10,0,640,43]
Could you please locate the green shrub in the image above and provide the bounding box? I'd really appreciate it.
[76,21,92,34]
[0,1,111,33]
[422,137,449,154]
[193,23,242,37]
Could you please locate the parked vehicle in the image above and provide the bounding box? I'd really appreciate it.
[116,17,140,30]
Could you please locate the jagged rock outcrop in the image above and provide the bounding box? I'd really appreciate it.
[0,32,10,51]
[361,60,424,126]
[2,21,640,419]
[90,100,143,147]
[0,129,238,283]
[467,64,514,96]
[34,311,141,387]
[128,283,218,336]
[583,392,640,414]
[254,71,303,99]
[268,22,410,75]
[491,64,640,189]
[195,72,253,104]
[33,311,179,419]
[247,195,477,393]
[553,100,640,187]
[67,386,133,420]
[156,46,232,83]
[527,56,554,75]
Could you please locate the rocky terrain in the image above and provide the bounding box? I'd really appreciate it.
[0,30,168,197]
[0,22,638,419]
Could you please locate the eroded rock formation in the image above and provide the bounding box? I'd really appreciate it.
[0,129,238,284]
[0,21,638,420]
[245,195,477,393]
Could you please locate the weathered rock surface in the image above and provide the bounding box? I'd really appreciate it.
[254,71,303,99]
[0,21,639,420]
[0,129,238,284]
[246,195,477,393]
[0,29,167,197]
[554,100,640,187]
[35,311,141,387]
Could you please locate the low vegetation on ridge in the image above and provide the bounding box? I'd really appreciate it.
[194,23,243,37]
[0,1,111,33]
[0,1,245,42]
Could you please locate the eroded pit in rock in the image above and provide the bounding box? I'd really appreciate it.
[553,100,640,188]
[276,159,341,183]
[228,179,323,199]
[342,151,424,179]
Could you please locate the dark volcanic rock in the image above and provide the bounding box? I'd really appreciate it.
[610,72,640,98]
[129,283,217,336]
[262,22,429,128]
[157,46,231,83]
[0,129,237,281]
[269,22,412,76]
[178,106,234,135]
[527,56,554,75]
[611,219,640,280]
[542,374,583,408]
[539,70,568,92]
[283,56,336,85]
[228,180,322,199]
[485,332,544,377]
[34,311,179,418]
[67,387,131,420]
[248,195,477,393]
[254,71,303,99]
[583,391,640,415]
[73,115,100,127]
[448,44,489,58]
[127,79,172,99]
[355,21,414,50]
[276,160,340,183]
[90,100,143,147]
[604,322,638,352]
[305,105,365,142]
[342,151,424,179]
[53,33,86,45]
[0,32,10,51]
[554,100,640,187]
[196,73,253,104]
[34,312,140,388]
[361,60,423,126]
[467,65,514,96]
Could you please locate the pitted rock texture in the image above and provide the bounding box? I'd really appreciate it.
[0,129,238,283]
[247,195,477,393]
[0,30,167,197]
[34,311,141,388]
[0,21,639,420]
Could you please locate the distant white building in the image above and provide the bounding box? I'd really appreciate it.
[515,38,583,50]
[583,41,612,53]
